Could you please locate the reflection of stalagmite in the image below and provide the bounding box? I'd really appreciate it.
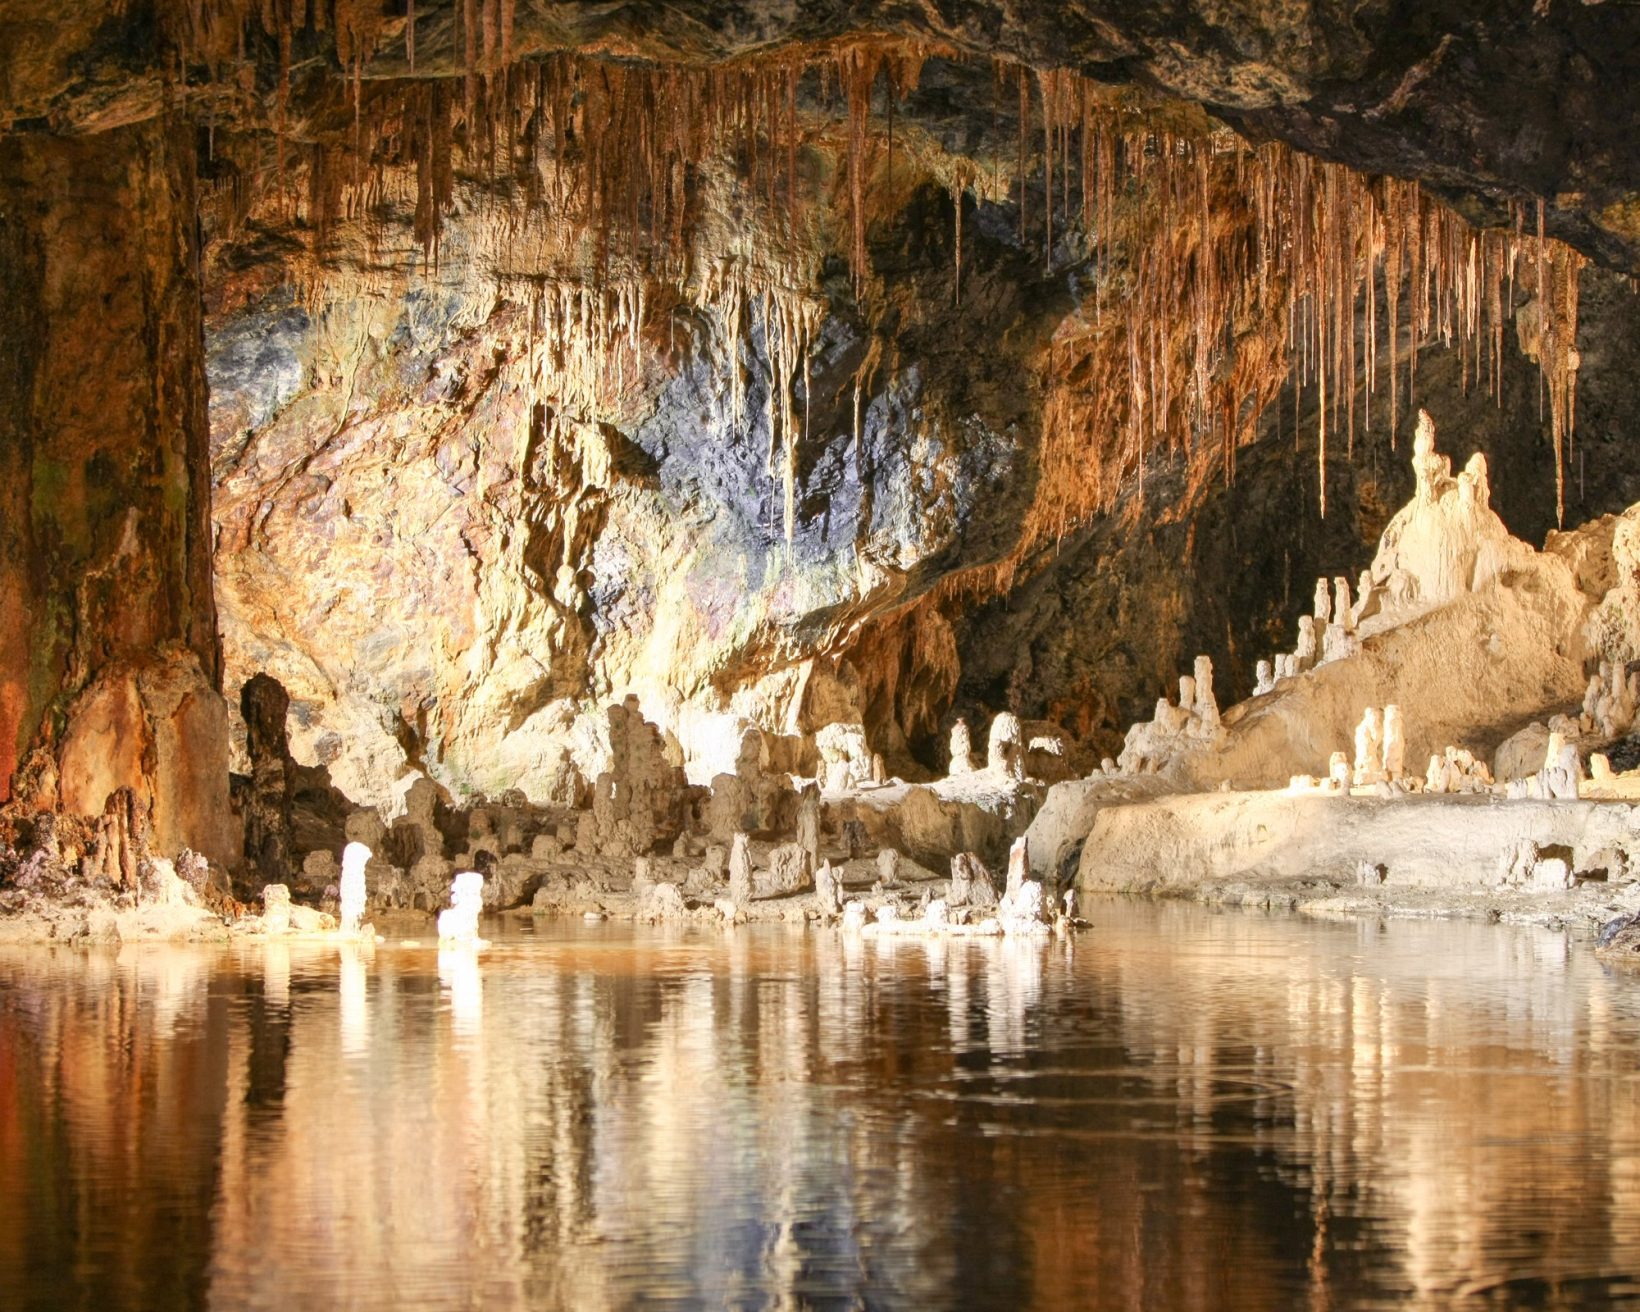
[438,946,484,1038]
[338,942,369,1058]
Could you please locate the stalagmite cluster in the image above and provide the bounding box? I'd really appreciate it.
[1114,656,1223,775]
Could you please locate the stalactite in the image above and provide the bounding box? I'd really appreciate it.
[198,31,1591,544]
[841,45,885,299]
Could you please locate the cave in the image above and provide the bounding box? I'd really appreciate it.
[7,3,1640,1306]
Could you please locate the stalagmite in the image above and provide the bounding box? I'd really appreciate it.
[436,871,486,943]
[729,832,754,907]
[987,713,1025,780]
[814,860,841,914]
[340,841,370,934]
[1352,708,1385,787]
[949,719,974,776]
[1005,836,1029,900]
[948,852,998,908]
[1333,578,1355,634]
[796,784,821,874]
[1383,705,1407,781]
[1295,616,1318,668]
[1192,656,1219,730]
[262,884,292,936]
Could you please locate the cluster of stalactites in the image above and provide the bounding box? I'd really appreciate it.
[965,107,1588,582]
[198,33,1589,556]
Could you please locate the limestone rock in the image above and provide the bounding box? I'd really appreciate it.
[815,723,872,793]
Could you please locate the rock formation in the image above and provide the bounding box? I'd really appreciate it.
[261,883,291,936]
[987,713,1025,780]
[728,833,754,908]
[1115,656,1226,776]
[948,853,999,909]
[815,724,873,794]
[590,698,687,858]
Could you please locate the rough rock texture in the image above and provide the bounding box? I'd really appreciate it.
[237,673,295,885]
[0,115,235,866]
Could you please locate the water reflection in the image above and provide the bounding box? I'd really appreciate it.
[2,907,1640,1309]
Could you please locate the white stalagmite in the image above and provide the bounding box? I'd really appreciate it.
[1352,707,1385,787]
[987,712,1025,779]
[261,883,292,936]
[437,870,486,944]
[1383,705,1406,781]
[340,841,370,934]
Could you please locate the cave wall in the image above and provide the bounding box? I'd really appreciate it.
[0,115,237,864]
[203,174,1066,808]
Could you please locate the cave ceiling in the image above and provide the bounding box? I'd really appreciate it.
[6,1,1640,268]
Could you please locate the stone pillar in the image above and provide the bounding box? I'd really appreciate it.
[0,116,235,865]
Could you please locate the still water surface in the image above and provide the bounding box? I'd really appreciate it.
[3,903,1640,1309]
